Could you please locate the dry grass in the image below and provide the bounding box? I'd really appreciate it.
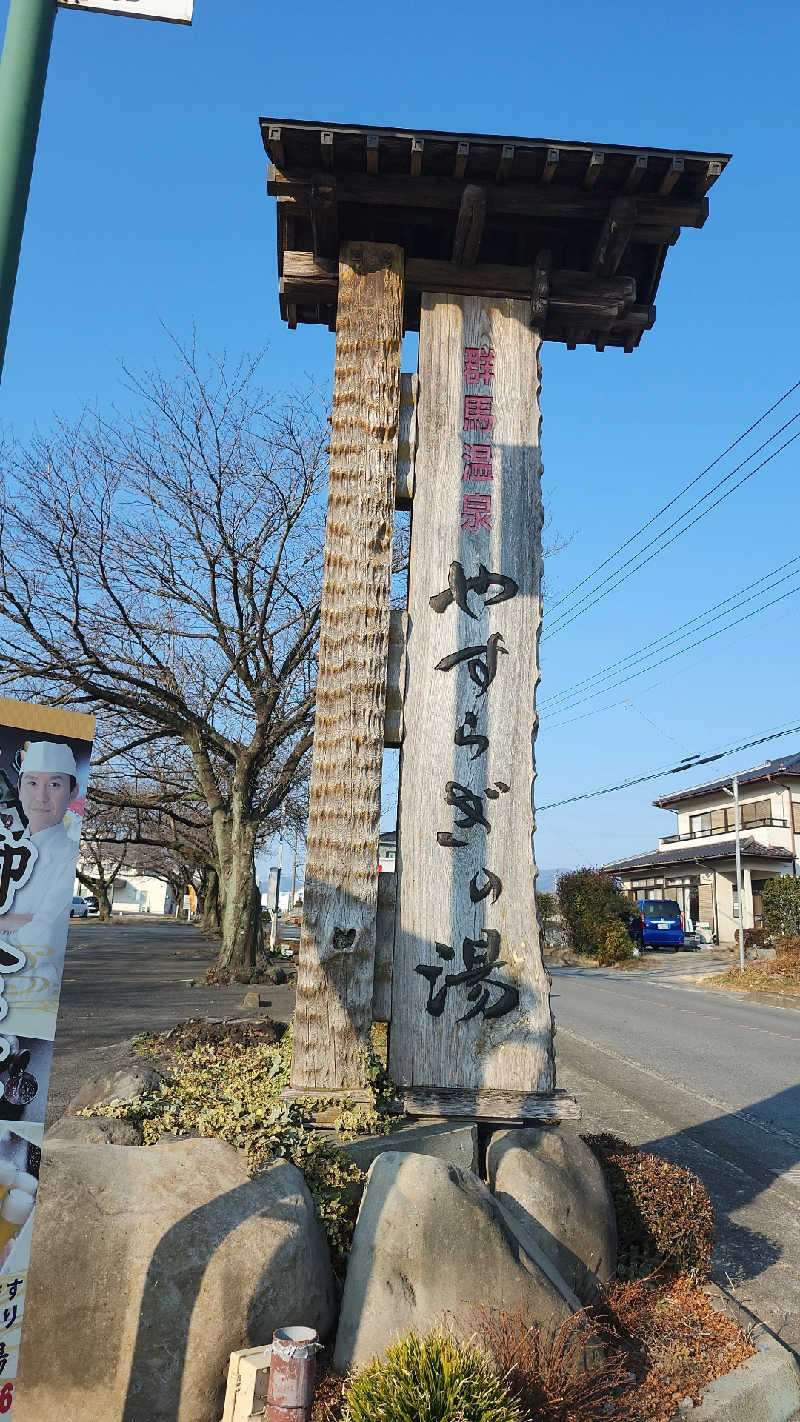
[707,937,800,997]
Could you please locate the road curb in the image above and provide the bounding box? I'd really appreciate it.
[679,1285,800,1421]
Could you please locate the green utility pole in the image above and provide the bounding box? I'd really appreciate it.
[0,0,57,379]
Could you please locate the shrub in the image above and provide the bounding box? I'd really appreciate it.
[597,920,634,966]
[466,1306,630,1422]
[743,927,767,950]
[585,1134,715,1280]
[762,877,800,938]
[340,1328,522,1422]
[556,868,634,957]
[776,933,800,964]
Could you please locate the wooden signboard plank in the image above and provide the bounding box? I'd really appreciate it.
[389,292,556,1117]
[290,242,404,1096]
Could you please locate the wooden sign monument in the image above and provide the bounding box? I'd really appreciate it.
[262,119,729,1118]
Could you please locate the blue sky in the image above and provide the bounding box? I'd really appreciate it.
[1,0,799,880]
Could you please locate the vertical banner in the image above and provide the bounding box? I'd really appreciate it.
[390,293,562,1120]
[0,699,94,1414]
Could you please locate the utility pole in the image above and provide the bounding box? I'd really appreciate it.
[723,776,746,972]
[269,805,285,954]
[0,0,57,378]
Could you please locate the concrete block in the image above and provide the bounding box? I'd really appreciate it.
[339,1118,479,1174]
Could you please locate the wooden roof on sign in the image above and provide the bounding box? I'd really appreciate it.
[260,117,730,351]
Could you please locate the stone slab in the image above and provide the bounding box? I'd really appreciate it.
[338,1118,479,1174]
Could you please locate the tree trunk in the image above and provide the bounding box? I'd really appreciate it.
[200,865,221,937]
[96,883,113,921]
[215,816,262,976]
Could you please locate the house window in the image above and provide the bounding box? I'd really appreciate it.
[741,797,771,826]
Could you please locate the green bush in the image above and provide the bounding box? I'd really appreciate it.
[556,868,633,957]
[340,1328,522,1422]
[584,1134,715,1280]
[596,920,634,966]
[762,877,800,938]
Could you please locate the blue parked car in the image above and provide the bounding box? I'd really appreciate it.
[636,898,684,951]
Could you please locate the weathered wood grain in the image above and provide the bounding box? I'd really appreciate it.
[290,241,404,1094]
[384,609,408,747]
[396,371,418,506]
[452,185,487,265]
[389,293,555,1115]
[373,870,396,1023]
[404,1088,580,1122]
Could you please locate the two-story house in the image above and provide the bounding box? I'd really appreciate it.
[602,752,800,943]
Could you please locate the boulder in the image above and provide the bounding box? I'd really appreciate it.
[334,1151,579,1374]
[487,1125,616,1303]
[46,1115,144,1146]
[341,1119,479,1175]
[65,1063,164,1115]
[14,1138,336,1422]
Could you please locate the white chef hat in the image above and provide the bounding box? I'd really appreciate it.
[19,741,78,778]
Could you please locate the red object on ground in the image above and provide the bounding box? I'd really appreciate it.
[265,1326,318,1422]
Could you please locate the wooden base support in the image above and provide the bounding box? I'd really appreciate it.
[403,1088,580,1123]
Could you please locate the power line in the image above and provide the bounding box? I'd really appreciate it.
[539,569,800,716]
[540,555,800,709]
[547,376,800,617]
[536,719,800,812]
[543,422,800,640]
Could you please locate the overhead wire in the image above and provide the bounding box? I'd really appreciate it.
[540,555,800,710]
[536,719,800,812]
[547,376,800,618]
[543,418,800,640]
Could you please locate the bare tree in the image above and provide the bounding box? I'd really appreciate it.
[0,344,327,975]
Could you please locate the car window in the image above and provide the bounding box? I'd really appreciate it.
[640,900,681,918]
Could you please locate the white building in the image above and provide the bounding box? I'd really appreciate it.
[603,751,799,943]
[74,865,175,916]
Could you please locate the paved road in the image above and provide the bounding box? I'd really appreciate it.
[551,951,800,1356]
[47,919,296,1126]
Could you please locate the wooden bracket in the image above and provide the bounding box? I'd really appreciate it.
[530,250,551,329]
[384,609,409,747]
[452,184,487,266]
[592,196,637,276]
[310,174,338,261]
[395,371,418,507]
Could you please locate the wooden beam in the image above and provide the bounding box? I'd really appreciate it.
[699,158,723,194]
[320,129,334,169]
[290,241,404,1096]
[624,154,648,193]
[541,147,559,183]
[410,136,424,176]
[496,143,514,182]
[403,1087,580,1122]
[280,251,636,319]
[267,167,710,229]
[395,370,418,506]
[366,133,379,174]
[453,141,469,180]
[530,249,550,329]
[309,174,338,261]
[452,184,487,266]
[591,196,637,275]
[658,157,684,196]
[384,608,408,747]
[584,151,604,188]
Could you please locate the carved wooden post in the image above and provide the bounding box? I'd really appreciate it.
[389,292,575,1121]
[289,241,404,1097]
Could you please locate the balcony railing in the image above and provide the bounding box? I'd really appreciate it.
[661,817,788,845]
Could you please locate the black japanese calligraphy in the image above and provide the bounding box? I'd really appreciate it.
[435,632,508,694]
[454,709,489,760]
[469,868,502,904]
[430,562,518,618]
[415,929,519,1022]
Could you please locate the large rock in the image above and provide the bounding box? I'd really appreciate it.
[487,1125,617,1303]
[65,1062,164,1115]
[15,1138,336,1422]
[334,1151,580,1374]
[46,1114,144,1145]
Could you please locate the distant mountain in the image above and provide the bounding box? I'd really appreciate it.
[535,867,572,894]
